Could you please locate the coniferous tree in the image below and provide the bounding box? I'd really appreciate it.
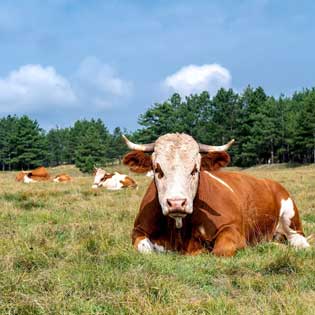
[9,116,47,169]
[73,119,109,173]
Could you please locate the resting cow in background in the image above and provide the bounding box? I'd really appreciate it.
[53,174,72,182]
[16,166,50,183]
[92,167,137,190]
[16,167,72,183]
[122,133,310,257]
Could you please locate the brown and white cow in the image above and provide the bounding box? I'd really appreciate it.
[122,133,310,256]
[92,167,137,190]
[53,174,72,182]
[16,166,50,183]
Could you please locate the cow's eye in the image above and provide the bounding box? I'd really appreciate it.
[154,163,164,179]
[191,164,198,176]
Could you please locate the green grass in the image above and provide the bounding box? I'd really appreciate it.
[0,164,314,315]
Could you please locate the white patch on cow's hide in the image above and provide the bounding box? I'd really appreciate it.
[146,170,154,177]
[137,238,154,253]
[152,243,166,253]
[23,175,36,183]
[101,173,125,190]
[93,169,128,190]
[276,198,310,248]
[137,238,166,253]
[204,171,234,193]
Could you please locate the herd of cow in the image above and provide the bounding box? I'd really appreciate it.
[15,165,140,189]
[15,133,312,257]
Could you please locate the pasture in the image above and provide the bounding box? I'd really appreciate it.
[0,164,314,315]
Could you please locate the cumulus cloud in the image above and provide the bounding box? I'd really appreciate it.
[163,64,231,96]
[75,57,133,101]
[0,58,133,114]
[0,64,76,113]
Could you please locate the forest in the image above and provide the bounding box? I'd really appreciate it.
[0,85,315,172]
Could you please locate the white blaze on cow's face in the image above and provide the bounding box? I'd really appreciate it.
[92,168,106,189]
[151,134,201,227]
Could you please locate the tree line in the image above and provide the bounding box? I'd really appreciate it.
[0,117,127,173]
[0,85,314,172]
[134,86,315,166]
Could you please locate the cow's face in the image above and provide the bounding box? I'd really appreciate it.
[151,134,201,226]
[92,168,106,188]
[123,133,233,228]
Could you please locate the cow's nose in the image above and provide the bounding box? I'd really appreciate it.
[167,198,187,211]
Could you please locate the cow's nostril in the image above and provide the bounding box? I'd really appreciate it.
[167,199,172,207]
[181,199,187,207]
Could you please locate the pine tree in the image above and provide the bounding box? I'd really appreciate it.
[74,119,109,173]
[9,116,47,169]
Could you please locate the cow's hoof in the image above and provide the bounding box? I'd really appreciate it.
[137,238,154,253]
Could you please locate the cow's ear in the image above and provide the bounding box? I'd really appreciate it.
[123,150,152,173]
[201,151,230,171]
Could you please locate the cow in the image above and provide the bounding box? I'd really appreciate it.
[92,167,137,190]
[53,174,72,182]
[16,166,50,183]
[122,133,310,256]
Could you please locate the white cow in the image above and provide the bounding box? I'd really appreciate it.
[92,168,137,190]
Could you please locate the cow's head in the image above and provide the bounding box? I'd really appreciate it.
[92,168,113,189]
[123,133,234,228]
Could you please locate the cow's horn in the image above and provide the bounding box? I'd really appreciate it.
[122,135,155,152]
[199,139,235,153]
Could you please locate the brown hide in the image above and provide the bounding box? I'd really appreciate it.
[132,171,245,253]
[16,171,28,181]
[54,174,72,182]
[123,151,152,173]
[30,166,49,177]
[102,173,115,181]
[132,170,304,255]
[120,176,137,188]
[201,151,230,171]
[16,166,50,181]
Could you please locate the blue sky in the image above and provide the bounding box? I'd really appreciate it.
[0,0,315,131]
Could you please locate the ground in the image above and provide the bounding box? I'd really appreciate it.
[0,164,314,315]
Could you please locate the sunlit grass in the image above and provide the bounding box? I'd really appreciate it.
[0,164,314,314]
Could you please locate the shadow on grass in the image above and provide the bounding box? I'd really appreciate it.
[2,192,46,210]
[261,252,301,275]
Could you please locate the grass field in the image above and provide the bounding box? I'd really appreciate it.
[0,164,314,315]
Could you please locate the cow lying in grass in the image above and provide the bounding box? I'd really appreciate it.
[92,167,137,190]
[122,133,310,256]
[16,167,72,183]
[53,174,72,182]
[16,166,50,183]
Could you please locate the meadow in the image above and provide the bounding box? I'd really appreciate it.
[0,164,314,315]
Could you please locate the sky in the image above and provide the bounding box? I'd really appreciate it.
[0,0,315,131]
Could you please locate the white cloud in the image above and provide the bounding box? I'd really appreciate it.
[163,64,231,96]
[0,58,133,114]
[0,64,76,113]
[76,56,132,98]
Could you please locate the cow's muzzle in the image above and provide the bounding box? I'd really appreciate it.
[167,198,187,212]
[166,198,188,229]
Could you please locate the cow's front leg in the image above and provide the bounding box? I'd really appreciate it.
[134,236,166,254]
[185,238,207,256]
[212,227,246,257]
